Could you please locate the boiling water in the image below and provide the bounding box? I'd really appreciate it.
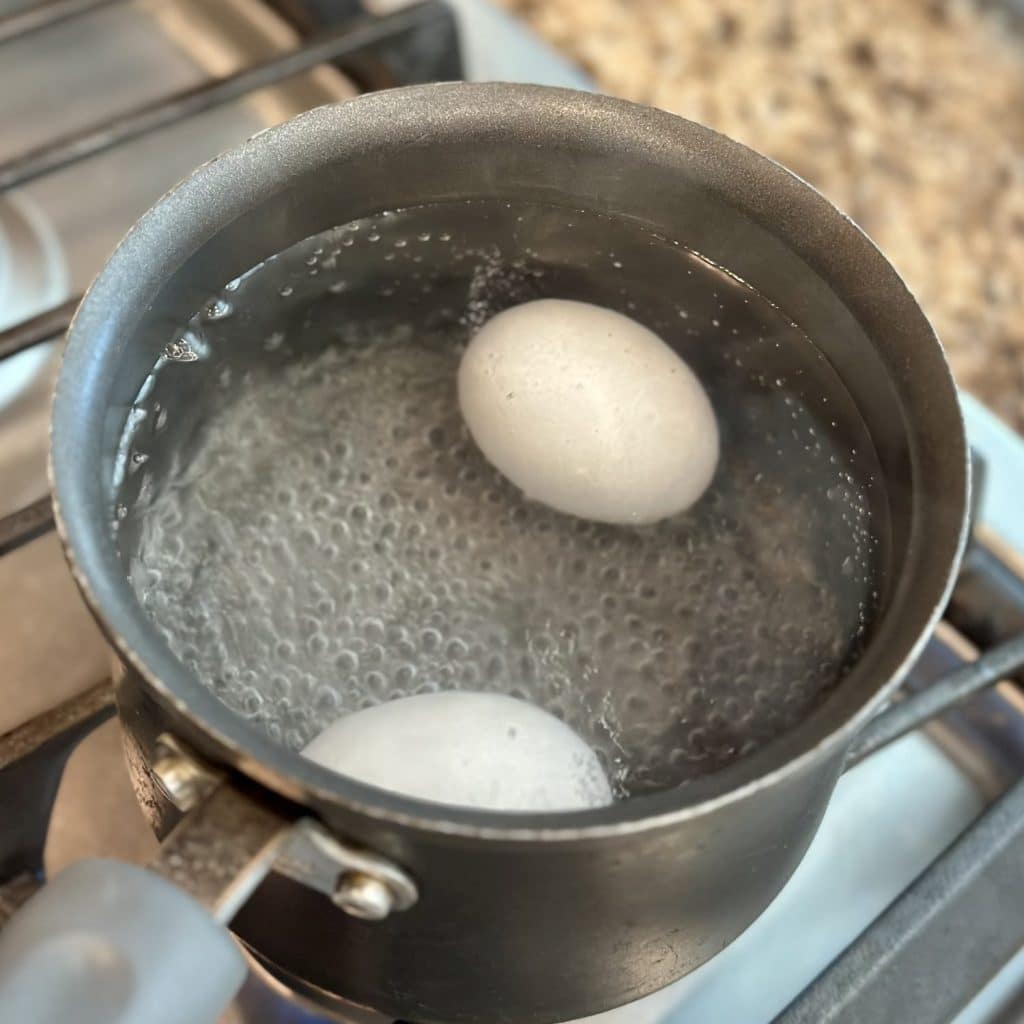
[124,200,888,797]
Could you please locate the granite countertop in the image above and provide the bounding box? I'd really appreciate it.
[498,0,1024,432]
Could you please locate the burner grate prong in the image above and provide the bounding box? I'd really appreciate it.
[0,680,114,908]
[0,297,78,362]
[0,0,123,47]
[847,633,1024,767]
[0,3,448,193]
[0,497,56,557]
[776,774,1024,1024]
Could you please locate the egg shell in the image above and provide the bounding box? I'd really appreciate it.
[458,298,719,524]
[302,691,613,812]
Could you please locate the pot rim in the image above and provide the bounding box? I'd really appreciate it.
[49,82,969,842]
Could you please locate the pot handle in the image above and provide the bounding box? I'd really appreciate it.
[0,725,419,1024]
[0,857,247,1024]
[0,775,288,1024]
[843,633,1024,771]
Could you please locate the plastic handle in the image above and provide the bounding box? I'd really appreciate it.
[0,858,246,1024]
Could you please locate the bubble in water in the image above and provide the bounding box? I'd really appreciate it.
[204,298,233,321]
[163,338,199,363]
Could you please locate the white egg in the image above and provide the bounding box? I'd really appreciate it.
[302,691,613,812]
[458,298,719,525]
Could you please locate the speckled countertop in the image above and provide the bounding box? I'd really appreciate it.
[498,0,1024,432]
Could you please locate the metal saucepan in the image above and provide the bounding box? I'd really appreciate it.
[28,83,966,1022]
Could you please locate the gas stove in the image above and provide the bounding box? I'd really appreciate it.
[1,3,1023,1023]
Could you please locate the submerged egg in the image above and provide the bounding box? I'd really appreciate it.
[457,298,719,525]
[302,691,613,811]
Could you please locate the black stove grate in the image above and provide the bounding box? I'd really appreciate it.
[778,772,1024,1023]
[0,0,461,385]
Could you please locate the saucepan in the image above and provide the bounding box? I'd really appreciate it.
[0,83,966,1023]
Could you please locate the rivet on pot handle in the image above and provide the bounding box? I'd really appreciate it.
[151,732,222,813]
[0,735,418,1024]
[149,735,419,921]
